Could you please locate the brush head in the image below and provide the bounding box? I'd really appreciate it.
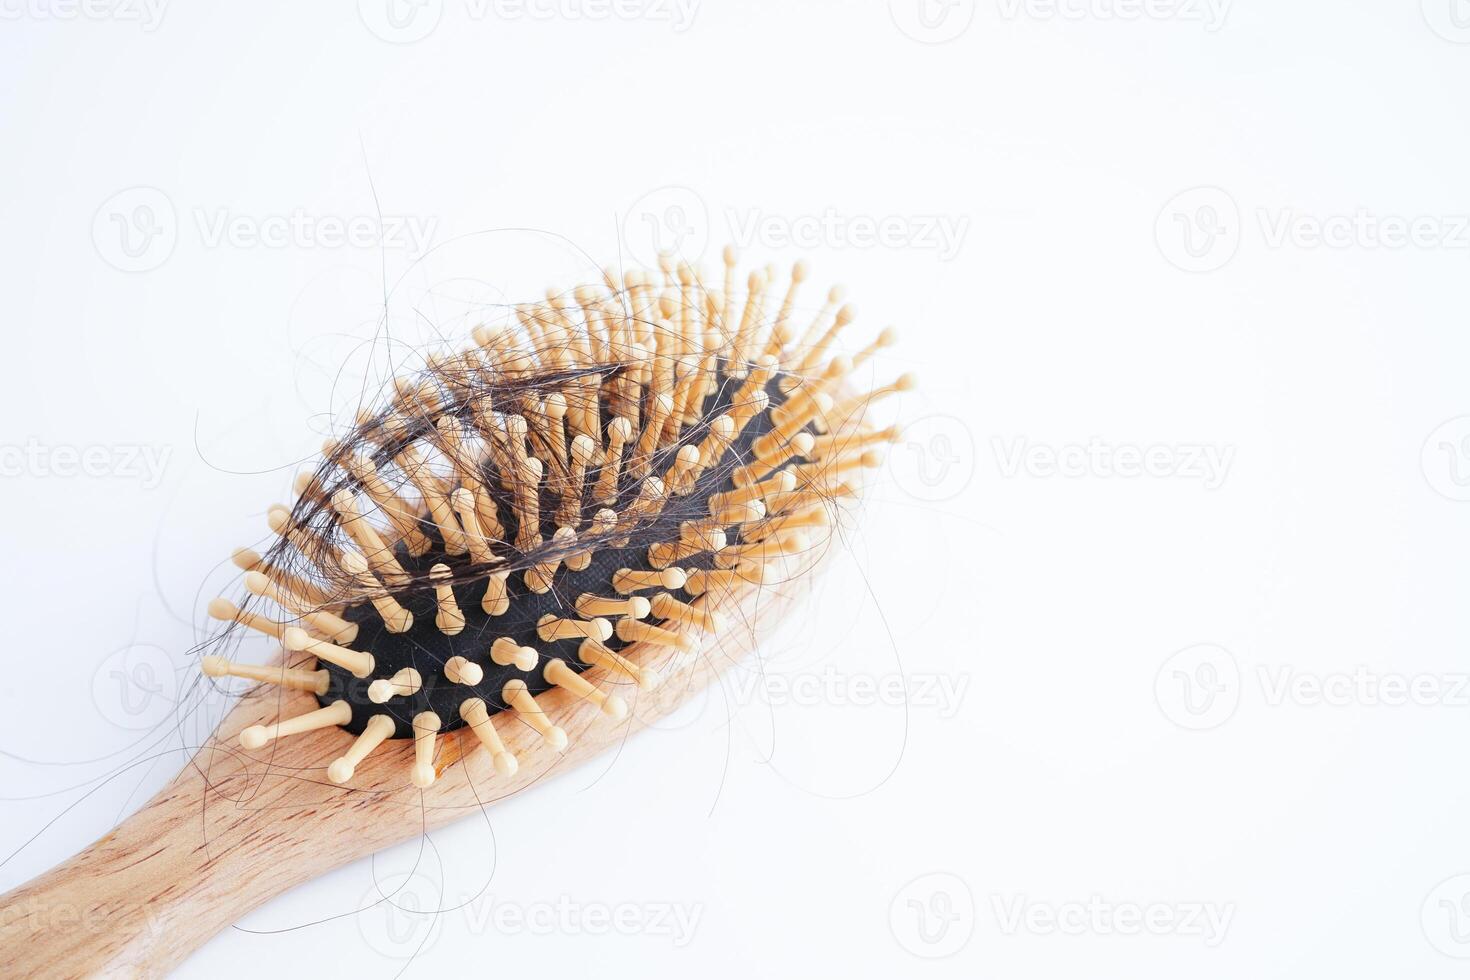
[202,252,908,786]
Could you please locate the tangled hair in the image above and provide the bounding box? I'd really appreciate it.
[202,250,911,784]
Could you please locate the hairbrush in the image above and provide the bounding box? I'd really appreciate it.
[0,247,912,977]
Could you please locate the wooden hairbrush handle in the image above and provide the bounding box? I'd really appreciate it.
[0,746,308,978]
[0,609,768,978]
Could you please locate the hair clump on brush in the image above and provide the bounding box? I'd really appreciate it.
[201,246,913,787]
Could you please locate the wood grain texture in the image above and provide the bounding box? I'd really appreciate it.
[0,551,829,978]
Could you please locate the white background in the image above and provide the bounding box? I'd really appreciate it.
[3,1,1470,976]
